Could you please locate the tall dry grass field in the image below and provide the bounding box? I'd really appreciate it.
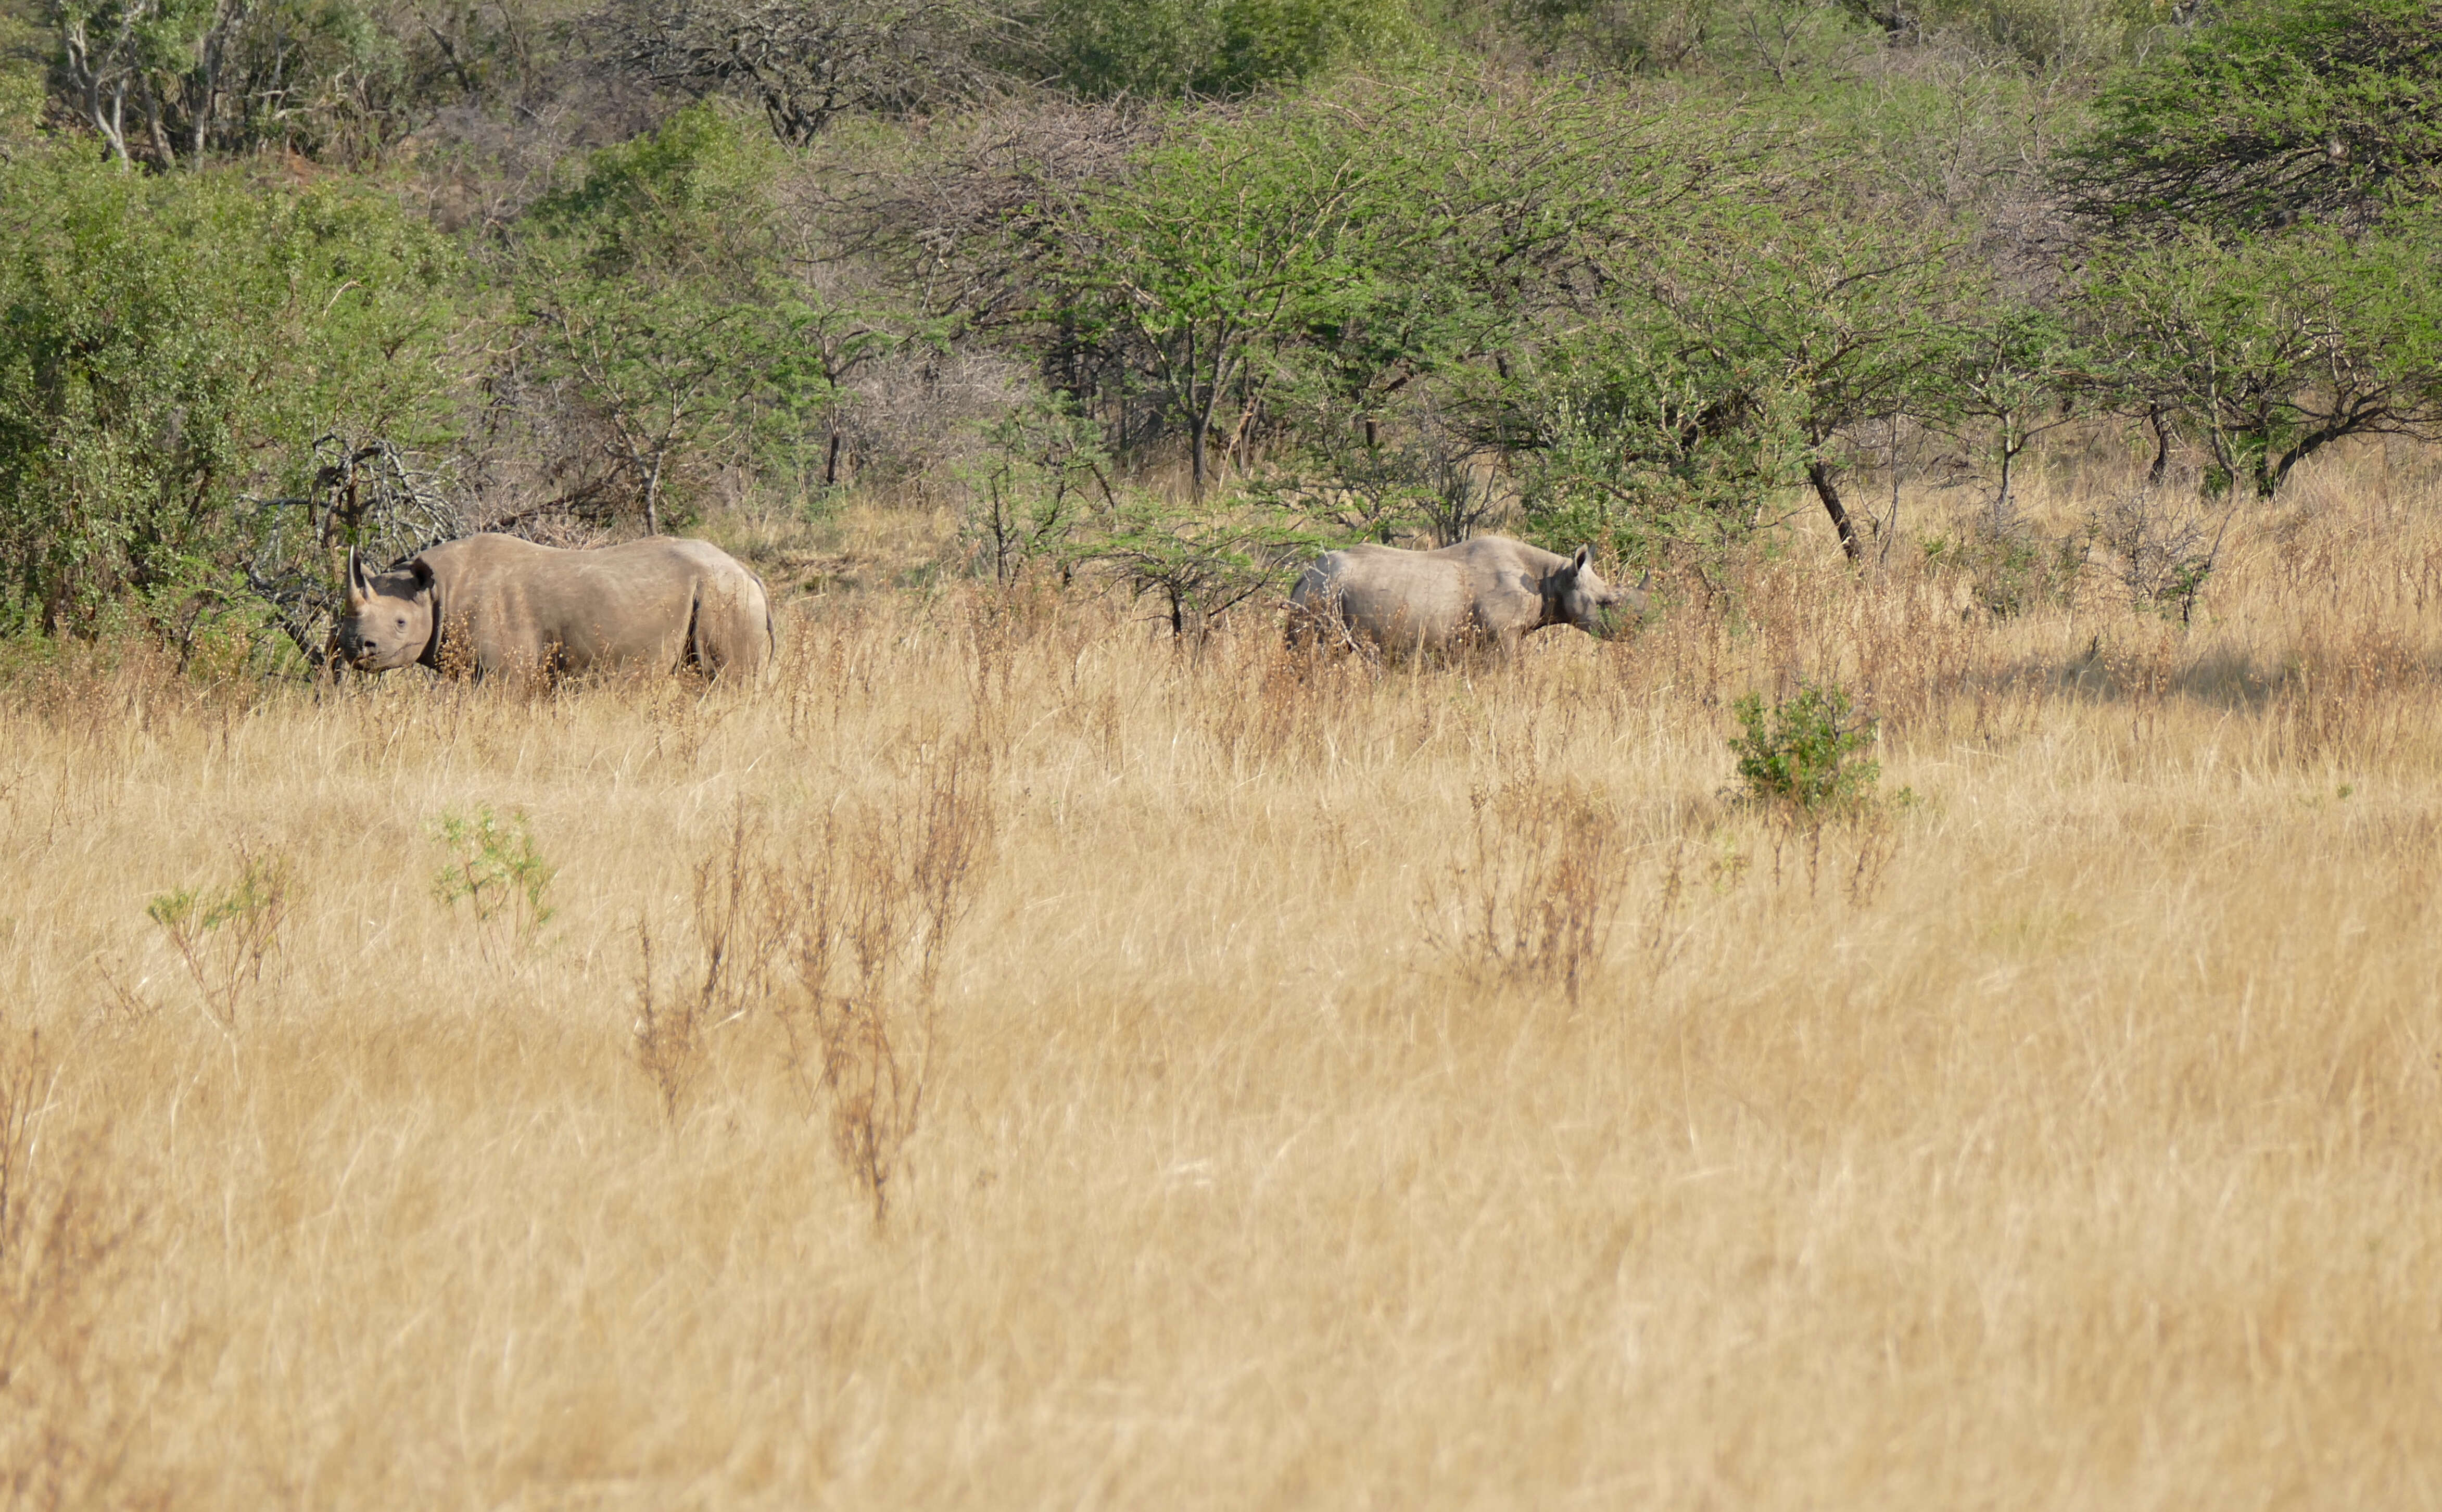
[6,450,2442,1509]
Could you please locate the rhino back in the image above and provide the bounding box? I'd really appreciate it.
[1313,545,1478,650]
[420,535,748,677]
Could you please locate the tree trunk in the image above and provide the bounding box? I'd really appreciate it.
[2146,407,2172,485]
[823,429,842,488]
[1808,462,1861,563]
[643,452,664,536]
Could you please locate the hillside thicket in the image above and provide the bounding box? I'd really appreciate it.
[0,0,2436,651]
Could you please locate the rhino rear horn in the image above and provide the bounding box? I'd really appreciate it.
[1636,569,1652,590]
[346,547,370,606]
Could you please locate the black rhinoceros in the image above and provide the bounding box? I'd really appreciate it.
[337,533,775,682]
[1289,537,1647,657]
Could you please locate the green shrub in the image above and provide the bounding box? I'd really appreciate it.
[1730,682,1881,816]
[0,147,458,638]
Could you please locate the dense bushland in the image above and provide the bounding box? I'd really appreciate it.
[0,0,2437,651]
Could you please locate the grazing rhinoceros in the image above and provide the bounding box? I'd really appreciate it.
[1288,536,1648,657]
[337,533,775,682]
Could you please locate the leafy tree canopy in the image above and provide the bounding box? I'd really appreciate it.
[2059,0,2442,234]
[1033,0,1416,98]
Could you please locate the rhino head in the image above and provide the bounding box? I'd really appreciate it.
[337,548,436,671]
[1549,544,1651,640]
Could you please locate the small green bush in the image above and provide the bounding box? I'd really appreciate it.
[430,806,555,936]
[147,850,293,1027]
[1730,682,1880,816]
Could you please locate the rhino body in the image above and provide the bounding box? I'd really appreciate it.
[1289,536,1646,656]
[338,533,775,682]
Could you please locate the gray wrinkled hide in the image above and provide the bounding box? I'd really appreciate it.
[338,533,775,682]
[1288,536,1646,656]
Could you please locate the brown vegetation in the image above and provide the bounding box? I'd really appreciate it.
[5,448,2441,1505]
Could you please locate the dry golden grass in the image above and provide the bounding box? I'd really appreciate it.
[6,447,2442,1509]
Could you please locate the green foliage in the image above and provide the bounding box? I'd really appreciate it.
[956,397,1109,583]
[1033,74,1725,498]
[527,103,792,275]
[517,106,896,530]
[1503,189,1982,564]
[1730,682,1880,815]
[2074,217,2442,498]
[1043,98,1389,492]
[1503,347,1811,565]
[0,33,41,143]
[0,148,460,638]
[1036,0,1416,97]
[2059,0,2442,234]
[52,0,420,166]
[1077,488,1322,637]
[430,805,556,934]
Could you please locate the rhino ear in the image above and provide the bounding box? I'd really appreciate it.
[1636,569,1652,590]
[408,557,436,599]
[1571,544,1595,575]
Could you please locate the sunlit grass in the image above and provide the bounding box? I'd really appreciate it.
[5,445,2440,1507]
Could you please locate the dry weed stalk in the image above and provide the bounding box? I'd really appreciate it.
[629,919,704,1126]
[775,739,999,1223]
[622,741,999,1213]
[690,806,798,1025]
[1420,780,1628,1002]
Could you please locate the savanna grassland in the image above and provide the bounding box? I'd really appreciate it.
[7,446,2442,1509]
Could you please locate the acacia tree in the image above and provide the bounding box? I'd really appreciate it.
[515,105,888,530]
[1022,77,1730,507]
[2076,219,2442,497]
[614,0,997,144]
[2057,0,2442,236]
[1935,304,2086,525]
[1514,197,1976,563]
[1044,106,1381,497]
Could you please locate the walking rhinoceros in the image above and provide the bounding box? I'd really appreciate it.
[1288,537,1647,657]
[337,533,775,682]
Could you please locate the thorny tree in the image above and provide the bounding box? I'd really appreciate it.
[615,0,1000,145]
